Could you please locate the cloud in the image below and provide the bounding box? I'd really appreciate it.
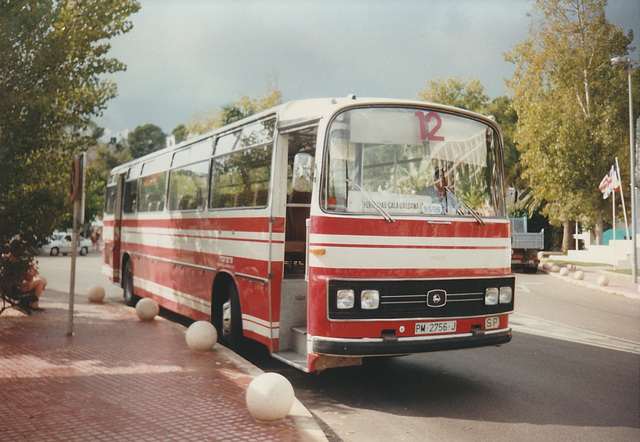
[97,0,638,133]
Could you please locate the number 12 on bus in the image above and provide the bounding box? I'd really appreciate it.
[102,96,515,373]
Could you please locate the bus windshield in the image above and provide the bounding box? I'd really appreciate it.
[322,107,505,218]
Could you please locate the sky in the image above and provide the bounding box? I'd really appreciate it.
[96,0,640,135]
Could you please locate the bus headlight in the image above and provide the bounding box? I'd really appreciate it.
[337,289,355,309]
[499,286,513,304]
[361,290,380,309]
[485,287,499,305]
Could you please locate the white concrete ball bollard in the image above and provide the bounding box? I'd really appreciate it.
[136,298,159,321]
[246,372,295,422]
[597,275,609,286]
[551,264,560,273]
[559,267,569,276]
[87,285,105,303]
[186,321,218,352]
[574,270,585,280]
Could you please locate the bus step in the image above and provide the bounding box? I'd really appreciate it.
[273,351,308,372]
[291,326,307,355]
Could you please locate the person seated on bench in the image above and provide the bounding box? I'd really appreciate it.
[21,261,47,310]
[1,238,47,311]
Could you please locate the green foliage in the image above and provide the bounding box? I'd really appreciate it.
[128,123,166,158]
[505,0,636,233]
[417,77,489,113]
[0,0,140,311]
[172,124,187,144]
[186,89,283,138]
[483,96,521,188]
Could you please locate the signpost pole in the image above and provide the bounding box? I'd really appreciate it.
[67,153,85,336]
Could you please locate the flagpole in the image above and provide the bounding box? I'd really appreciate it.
[613,183,616,242]
[615,157,630,241]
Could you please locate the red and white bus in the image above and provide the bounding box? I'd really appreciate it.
[103,96,514,372]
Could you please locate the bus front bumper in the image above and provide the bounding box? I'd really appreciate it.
[312,328,512,357]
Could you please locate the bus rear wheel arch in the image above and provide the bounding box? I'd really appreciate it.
[211,275,244,351]
[122,258,138,307]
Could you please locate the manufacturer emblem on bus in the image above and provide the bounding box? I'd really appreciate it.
[427,289,446,307]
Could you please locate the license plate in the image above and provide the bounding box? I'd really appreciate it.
[415,320,457,335]
[485,316,500,330]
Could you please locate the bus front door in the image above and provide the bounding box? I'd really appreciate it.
[110,173,125,283]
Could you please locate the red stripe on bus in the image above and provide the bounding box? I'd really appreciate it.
[311,215,510,238]
[310,242,507,250]
[308,267,511,279]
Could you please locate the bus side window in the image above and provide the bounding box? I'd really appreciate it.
[210,145,273,209]
[138,172,167,212]
[123,180,137,213]
[104,186,117,214]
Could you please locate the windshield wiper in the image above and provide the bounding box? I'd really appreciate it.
[445,186,485,226]
[346,179,395,223]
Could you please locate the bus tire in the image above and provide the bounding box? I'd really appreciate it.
[123,260,138,307]
[222,284,244,351]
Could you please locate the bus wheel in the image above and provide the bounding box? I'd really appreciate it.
[123,261,138,307]
[222,284,244,351]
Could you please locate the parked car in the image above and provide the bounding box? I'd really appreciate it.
[40,233,92,256]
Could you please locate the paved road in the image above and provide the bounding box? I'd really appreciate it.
[37,256,640,441]
[37,253,123,301]
[243,272,640,441]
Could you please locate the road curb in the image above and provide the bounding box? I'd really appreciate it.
[542,266,640,300]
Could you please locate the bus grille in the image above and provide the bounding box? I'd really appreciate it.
[327,277,514,320]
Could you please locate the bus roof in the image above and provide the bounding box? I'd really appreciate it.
[108,96,496,177]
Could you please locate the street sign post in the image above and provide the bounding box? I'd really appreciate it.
[68,153,86,336]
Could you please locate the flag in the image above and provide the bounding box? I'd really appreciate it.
[599,165,621,199]
[599,166,614,199]
[611,164,621,191]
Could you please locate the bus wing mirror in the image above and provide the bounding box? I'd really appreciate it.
[293,153,314,192]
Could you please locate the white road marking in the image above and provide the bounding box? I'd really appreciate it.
[510,312,640,354]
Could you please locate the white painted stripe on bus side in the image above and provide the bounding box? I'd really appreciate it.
[122,226,271,242]
[102,225,114,240]
[310,233,510,248]
[122,231,275,260]
[242,314,280,339]
[133,276,211,314]
[124,211,270,222]
[132,276,279,340]
[308,246,510,269]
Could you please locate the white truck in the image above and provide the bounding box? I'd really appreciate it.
[510,217,544,273]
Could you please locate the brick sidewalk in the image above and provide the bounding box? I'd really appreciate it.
[0,289,303,441]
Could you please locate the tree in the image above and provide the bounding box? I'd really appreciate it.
[417,77,489,113]
[0,0,140,313]
[172,124,187,144]
[185,89,283,137]
[505,0,636,250]
[483,96,521,190]
[128,124,166,158]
